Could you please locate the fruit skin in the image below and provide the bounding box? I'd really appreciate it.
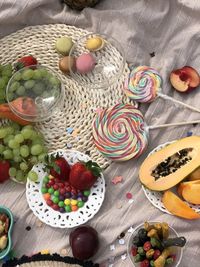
[69,226,99,260]
[0,160,10,183]
[162,190,200,219]
[170,66,200,93]
[188,167,200,181]
[139,136,200,191]
[14,56,37,70]
[69,160,101,190]
[49,157,71,181]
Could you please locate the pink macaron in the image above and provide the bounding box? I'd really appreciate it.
[76,53,96,74]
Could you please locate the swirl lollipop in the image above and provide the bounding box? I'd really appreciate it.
[124,65,200,113]
[93,103,148,161]
[93,103,200,161]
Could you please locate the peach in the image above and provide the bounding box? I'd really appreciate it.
[170,66,200,93]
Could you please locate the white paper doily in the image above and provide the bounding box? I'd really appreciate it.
[26,150,105,228]
[142,141,200,215]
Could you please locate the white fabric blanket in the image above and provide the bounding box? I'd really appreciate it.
[0,1,200,266]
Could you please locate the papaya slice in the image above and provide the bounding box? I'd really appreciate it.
[162,191,200,219]
[188,167,200,181]
[177,180,200,197]
[139,136,200,191]
[181,183,200,204]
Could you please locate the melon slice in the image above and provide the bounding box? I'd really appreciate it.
[162,191,200,219]
[181,183,200,204]
[177,180,200,197]
[139,136,200,191]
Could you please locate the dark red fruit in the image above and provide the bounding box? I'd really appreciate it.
[46,199,53,206]
[69,226,99,260]
[66,186,71,192]
[53,184,59,190]
[153,249,161,260]
[49,156,71,181]
[59,188,66,195]
[52,204,59,211]
[69,161,101,190]
[14,55,38,70]
[46,183,51,188]
[58,182,65,188]
[140,259,149,267]
[49,179,55,186]
[143,241,151,251]
[0,160,10,183]
[131,246,137,256]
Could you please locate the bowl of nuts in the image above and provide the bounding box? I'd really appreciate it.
[0,206,14,260]
[127,221,186,267]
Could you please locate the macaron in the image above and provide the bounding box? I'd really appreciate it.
[76,53,96,74]
[55,37,73,56]
[59,56,76,74]
[85,36,105,52]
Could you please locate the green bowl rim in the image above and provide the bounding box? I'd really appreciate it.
[0,205,14,260]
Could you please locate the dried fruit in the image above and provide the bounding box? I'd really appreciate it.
[143,241,152,251]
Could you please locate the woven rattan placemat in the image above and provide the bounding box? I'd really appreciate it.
[0,24,135,168]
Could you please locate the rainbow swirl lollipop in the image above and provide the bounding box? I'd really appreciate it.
[93,103,148,161]
[124,66,162,103]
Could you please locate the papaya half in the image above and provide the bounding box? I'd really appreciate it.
[162,191,200,220]
[139,136,200,191]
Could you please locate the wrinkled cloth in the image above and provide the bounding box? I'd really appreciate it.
[0,0,200,266]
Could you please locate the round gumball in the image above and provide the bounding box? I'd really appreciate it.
[76,53,96,74]
[59,56,76,74]
[55,37,73,56]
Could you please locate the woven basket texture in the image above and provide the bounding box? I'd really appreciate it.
[14,262,79,267]
[0,24,135,168]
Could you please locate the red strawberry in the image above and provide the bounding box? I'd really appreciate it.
[69,161,101,190]
[49,157,71,181]
[15,55,38,70]
[0,160,10,183]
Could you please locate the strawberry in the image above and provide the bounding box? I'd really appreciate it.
[69,161,101,190]
[14,55,38,70]
[44,154,71,181]
[0,160,10,183]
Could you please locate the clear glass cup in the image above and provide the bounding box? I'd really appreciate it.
[6,65,65,122]
[69,33,125,89]
[127,222,184,267]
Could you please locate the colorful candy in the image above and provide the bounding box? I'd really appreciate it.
[93,103,148,161]
[124,66,162,103]
[42,176,89,213]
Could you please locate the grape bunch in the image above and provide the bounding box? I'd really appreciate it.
[0,123,48,183]
[0,64,13,104]
[8,67,61,103]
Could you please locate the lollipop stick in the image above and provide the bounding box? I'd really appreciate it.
[148,120,200,130]
[158,92,200,113]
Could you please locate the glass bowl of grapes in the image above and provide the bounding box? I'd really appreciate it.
[6,65,64,122]
[127,221,186,267]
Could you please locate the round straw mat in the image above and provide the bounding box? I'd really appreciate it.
[0,24,135,168]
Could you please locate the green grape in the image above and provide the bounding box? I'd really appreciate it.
[27,170,38,182]
[8,139,20,149]
[13,72,22,81]
[33,69,42,80]
[3,135,14,145]
[0,144,4,153]
[21,69,34,80]
[6,126,14,135]
[7,92,14,101]
[33,82,45,95]
[13,156,22,163]
[29,130,38,140]
[39,68,48,78]
[11,122,21,131]
[2,64,12,77]
[0,78,5,89]
[22,125,33,130]
[49,76,60,87]
[21,128,33,139]
[9,167,17,177]
[31,144,43,156]
[16,86,25,96]
[3,149,13,159]
[0,128,8,139]
[20,162,28,171]
[13,148,20,157]
[24,80,35,89]
[16,169,25,181]
[2,76,9,84]
[38,153,47,162]
[9,81,20,92]
[32,137,44,146]
[14,133,24,144]
[20,145,29,158]
[29,156,38,165]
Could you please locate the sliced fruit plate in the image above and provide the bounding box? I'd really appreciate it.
[26,149,105,228]
[141,139,200,218]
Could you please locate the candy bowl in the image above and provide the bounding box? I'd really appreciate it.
[69,33,125,89]
[6,65,65,122]
[0,206,14,260]
[127,221,185,267]
[26,149,105,228]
